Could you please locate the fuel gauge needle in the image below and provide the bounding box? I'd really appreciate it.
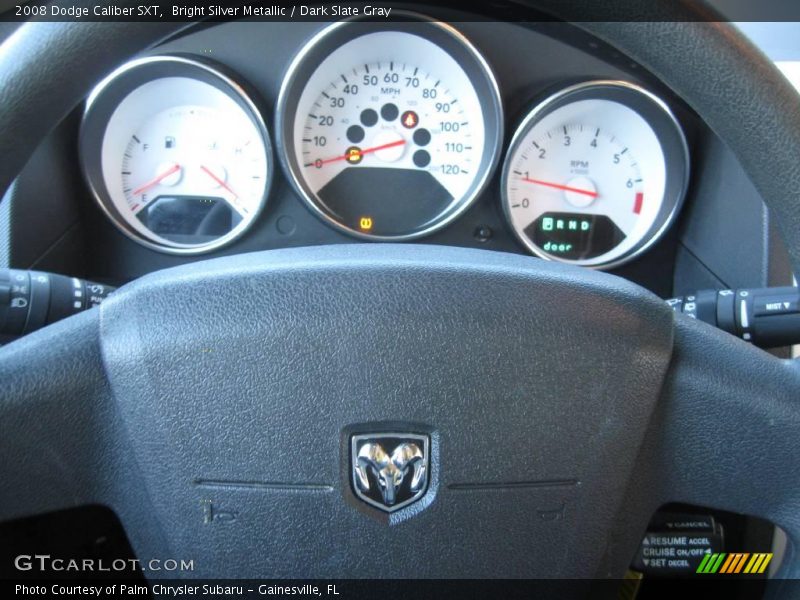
[131,163,181,196]
[200,165,239,199]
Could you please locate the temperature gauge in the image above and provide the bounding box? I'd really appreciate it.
[501,81,689,269]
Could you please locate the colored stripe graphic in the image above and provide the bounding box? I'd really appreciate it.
[710,553,726,573]
[721,553,744,573]
[734,553,750,573]
[696,552,773,574]
[719,553,736,573]
[745,554,761,573]
[696,554,712,573]
[745,553,773,574]
[696,553,726,573]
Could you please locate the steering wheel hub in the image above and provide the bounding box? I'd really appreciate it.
[94,245,674,577]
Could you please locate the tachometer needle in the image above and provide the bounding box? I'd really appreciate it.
[200,165,238,199]
[521,177,599,198]
[310,139,407,167]
[132,163,181,196]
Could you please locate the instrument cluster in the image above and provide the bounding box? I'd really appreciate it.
[80,14,689,269]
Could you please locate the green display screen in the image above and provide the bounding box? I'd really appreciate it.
[524,212,625,260]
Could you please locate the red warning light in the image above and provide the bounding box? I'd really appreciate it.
[401,110,418,129]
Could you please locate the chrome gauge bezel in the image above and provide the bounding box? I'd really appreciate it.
[275,14,504,241]
[501,80,690,270]
[80,55,274,255]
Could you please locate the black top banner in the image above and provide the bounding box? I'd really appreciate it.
[3,0,800,23]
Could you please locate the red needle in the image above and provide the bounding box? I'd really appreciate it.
[132,163,181,196]
[521,177,598,198]
[310,139,407,167]
[200,165,238,199]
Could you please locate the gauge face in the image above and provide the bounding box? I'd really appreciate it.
[502,81,689,269]
[81,57,273,254]
[277,18,503,239]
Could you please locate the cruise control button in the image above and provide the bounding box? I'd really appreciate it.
[632,531,724,576]
[649,512,716,532]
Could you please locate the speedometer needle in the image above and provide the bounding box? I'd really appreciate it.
[310,139,407,167]
[521,177,599,198]
[200,165,239,199]
[132,163,181,196]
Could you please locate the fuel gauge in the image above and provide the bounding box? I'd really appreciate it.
[81,56,273,254]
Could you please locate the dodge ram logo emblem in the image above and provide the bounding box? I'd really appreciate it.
[351,433,429,512]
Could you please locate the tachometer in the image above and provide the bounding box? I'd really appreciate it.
[81,56,273,254]
[277,16,503,239]
[501,81,689,269]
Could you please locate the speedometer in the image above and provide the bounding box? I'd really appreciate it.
[501,81,689,269]
[277,16,503,239]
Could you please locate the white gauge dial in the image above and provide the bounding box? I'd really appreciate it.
[82,58,272,254]
[117,101,267,232]
[278,20,503,239]
[296,49,484,212]
[502,81,689,269]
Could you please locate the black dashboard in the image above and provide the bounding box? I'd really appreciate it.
[0,14,792,299]
[2,8,800,588]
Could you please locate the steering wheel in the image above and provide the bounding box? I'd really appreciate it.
[1,2,800,588]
